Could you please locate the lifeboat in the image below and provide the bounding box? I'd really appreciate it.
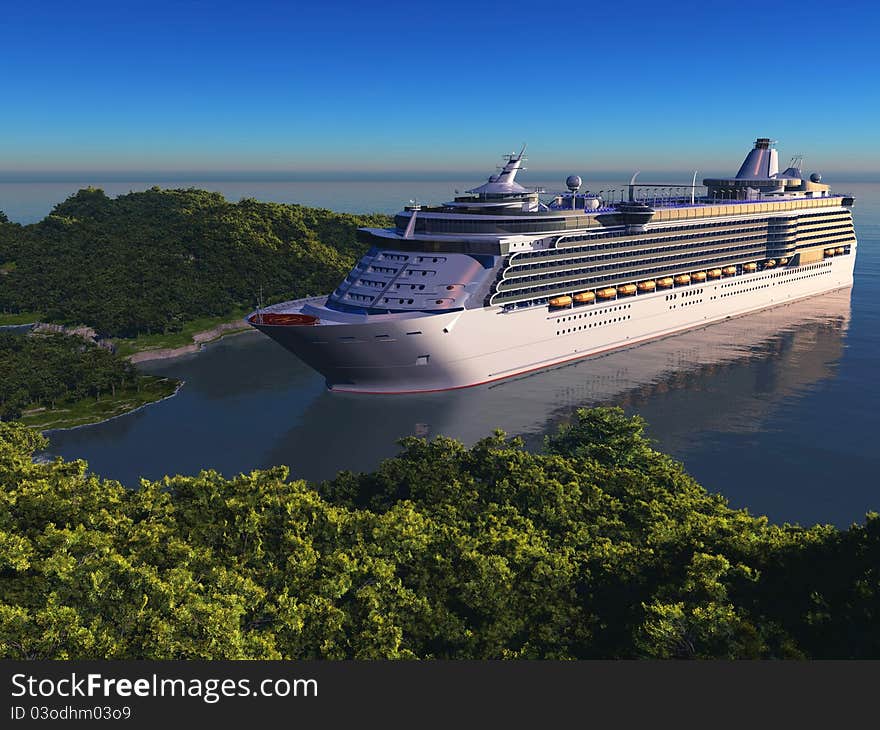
[637,280,656,292]
[707,269,722,279]
[824,248,835,257]
[764,259,776,268]
[249,312,319,326]
[835,246,845,255]
[674,274,691,286]
[743,262,758,272]
[692,271,707,282]
[574,291,596,304]
[779,258,789,265]
[618,283,637,296]
[657,277,674,288]
[596,287,617,300]
[549,295,573,308]
[722,266,737,276]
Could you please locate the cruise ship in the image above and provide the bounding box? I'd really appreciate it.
[249,138,857,393]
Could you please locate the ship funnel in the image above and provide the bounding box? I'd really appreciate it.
[735,137,779,179]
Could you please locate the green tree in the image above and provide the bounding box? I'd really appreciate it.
[0,410,878,660]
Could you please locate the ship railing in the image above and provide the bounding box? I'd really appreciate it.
[254,294,328,316]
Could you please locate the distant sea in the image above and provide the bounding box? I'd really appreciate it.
[0,176,639,223]
[6,176,879,528]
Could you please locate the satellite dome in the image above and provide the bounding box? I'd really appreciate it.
[566,175,582,191]
[810,172,822,183]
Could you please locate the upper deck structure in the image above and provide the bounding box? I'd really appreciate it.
[249,137,857,393]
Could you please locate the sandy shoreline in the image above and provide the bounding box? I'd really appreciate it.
[126,321,255,364]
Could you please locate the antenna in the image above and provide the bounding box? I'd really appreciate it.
[628,170,640,202]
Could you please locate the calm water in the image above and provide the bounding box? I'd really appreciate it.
[14,180,880,528]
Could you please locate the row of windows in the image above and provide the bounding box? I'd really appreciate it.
[495,235,854,305]
[671,298,703,309]
[719,283,771,298]
[768,261,832,279]
[538,218,771,254]
[777,269,831,284]
[397,214,572,235]
[769,214,852,230]
[498,251,842,312]
[556,314,631,336]
[794,230,856,247]
[797,211,853,222]
[514,211,852,265]
[551,254,839,318]
[553,304,632,323]
[507,226,852,283]
[516,223,769,264]
[795,219,854,233]
[506,234,768,279]
[717,262,833,298]
[718,260,832,289]
[496,243,769,298]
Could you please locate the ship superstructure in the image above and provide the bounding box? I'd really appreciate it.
[249,139,857,393]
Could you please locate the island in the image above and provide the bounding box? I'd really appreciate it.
[0,329,179,430]
[0,187,391,428]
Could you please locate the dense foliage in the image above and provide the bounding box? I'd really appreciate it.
[0,407,876,659]
[0,188,391,337]
[0,332,137,421]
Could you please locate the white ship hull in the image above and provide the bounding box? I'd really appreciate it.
[254,250,855,393]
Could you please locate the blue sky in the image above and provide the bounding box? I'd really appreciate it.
[1,0,878,175]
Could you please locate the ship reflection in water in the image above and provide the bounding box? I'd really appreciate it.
[45,287,865,527]
[265,288,851,473]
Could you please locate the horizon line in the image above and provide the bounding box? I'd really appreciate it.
[1,169,879,184]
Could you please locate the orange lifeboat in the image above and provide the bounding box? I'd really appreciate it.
[549,295,573,308]
[596,287,617,300]
[707,269,722,279]
[824,248,835,257]
[249,312,319,326]
[657,277,674,288]
[779,258,789,265]
[574,291,596,304]
[674,274,691,286]
[692,271,707,282]
[722,266,737,276]
[618,283,637,296]
[834,246,845,255]
[743,262,758,272]
[637,280,656,292]
[764,259,776,268]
